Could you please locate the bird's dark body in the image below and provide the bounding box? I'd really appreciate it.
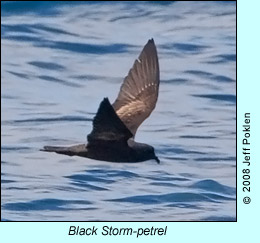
[44,140,157,163]
[42,39,160,163]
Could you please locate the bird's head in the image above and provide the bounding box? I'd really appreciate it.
[147,146,160,164]
[132,142,160,164]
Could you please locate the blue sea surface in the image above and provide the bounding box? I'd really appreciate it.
[1,1,236,221]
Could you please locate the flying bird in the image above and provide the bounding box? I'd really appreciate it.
[42,39,160,163]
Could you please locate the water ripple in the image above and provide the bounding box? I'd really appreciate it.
[3,198,93,211]
[190,179,236,195]
[193,94,236,103]
[108,191,234,205]
[3,116,92,125]
[28,61,65,71]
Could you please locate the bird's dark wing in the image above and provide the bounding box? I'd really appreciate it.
[87,98,133,146]
[112,38,160,135]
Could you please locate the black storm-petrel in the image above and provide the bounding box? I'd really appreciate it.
[42,39,160,163]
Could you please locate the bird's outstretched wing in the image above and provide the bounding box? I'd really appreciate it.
[112,38,160,136]
[87,98,133,146]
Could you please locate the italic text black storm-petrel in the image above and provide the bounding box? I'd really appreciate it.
[41,39,160,163]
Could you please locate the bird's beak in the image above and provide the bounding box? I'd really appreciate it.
[155,156,160,164]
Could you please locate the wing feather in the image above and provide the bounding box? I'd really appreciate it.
[87,98,132,146]
[112,39,160,135]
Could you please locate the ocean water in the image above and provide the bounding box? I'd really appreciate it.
[1,1,236,221]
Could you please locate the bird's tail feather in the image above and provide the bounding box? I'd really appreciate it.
[41,144,86,156]
[40,146,68,153]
